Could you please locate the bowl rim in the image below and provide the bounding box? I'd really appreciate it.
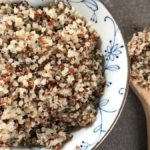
[92,1,130,149]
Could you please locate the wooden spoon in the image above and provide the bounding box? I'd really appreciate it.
[130,79,150,150]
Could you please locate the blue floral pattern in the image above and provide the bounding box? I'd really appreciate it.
[106,81,112,87]
[67,0,99,23]
[104,16,124,72]
[80,87,127,150]
[119,88,126,95]
[80,98,118,150]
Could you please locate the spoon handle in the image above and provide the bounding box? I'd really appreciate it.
[130,80,150,150]
[135,93,150,150]
[136,96,150,150]
[142,101,150,150]
[146,114,150,150]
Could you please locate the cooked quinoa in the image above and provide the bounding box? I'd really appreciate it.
[0,1,105,149]
[128,29,150,90]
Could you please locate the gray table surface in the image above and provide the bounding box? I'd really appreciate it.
[98,0,150,150]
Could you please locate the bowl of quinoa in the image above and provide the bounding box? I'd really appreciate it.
[0,0,129,150]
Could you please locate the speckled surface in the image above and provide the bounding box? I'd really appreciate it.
[99,0,150,150]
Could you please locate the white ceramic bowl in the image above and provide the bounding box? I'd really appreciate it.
[7,0,129,150]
